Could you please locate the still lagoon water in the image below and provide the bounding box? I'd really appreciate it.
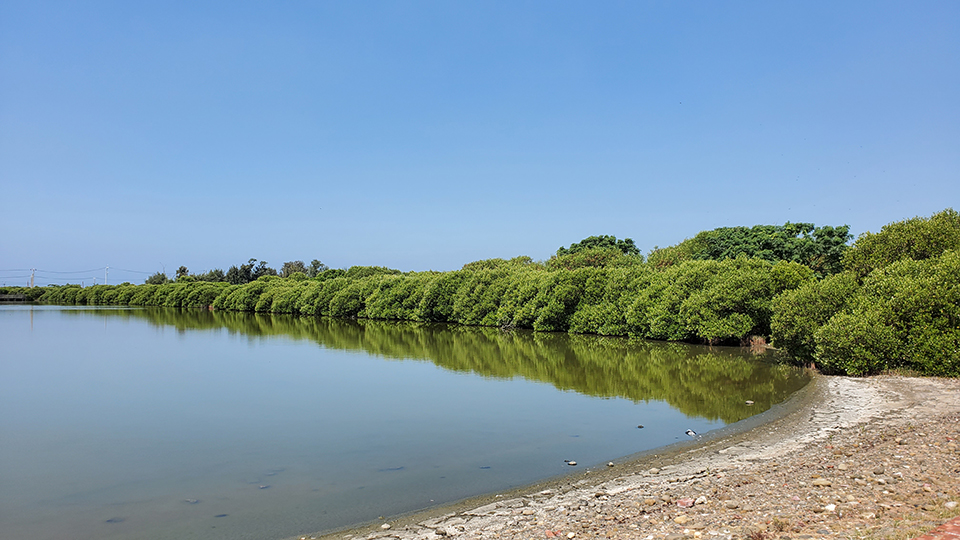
[0,305,809,540]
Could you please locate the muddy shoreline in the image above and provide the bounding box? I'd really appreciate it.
[290,375,960,540]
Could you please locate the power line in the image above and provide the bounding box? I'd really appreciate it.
[35,268,105,274]
[1,267,157,276]
[111,267,153,274]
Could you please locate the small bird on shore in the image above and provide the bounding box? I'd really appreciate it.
[685,429,699,438]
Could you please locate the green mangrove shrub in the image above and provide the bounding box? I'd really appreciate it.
[814,251,960,376]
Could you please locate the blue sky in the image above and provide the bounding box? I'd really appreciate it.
[2,1,958,285]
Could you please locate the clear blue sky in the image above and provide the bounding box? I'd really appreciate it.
[2,1,958,285]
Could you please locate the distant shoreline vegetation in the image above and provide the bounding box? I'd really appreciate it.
[5,209,958,377]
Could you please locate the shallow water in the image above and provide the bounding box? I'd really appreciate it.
[0,305,809,540]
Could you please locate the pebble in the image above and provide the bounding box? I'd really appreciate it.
[379,386,960,540]
[381,524,391,530]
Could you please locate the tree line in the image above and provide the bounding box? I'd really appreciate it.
[7,209,958,376]
[145,259,329,285]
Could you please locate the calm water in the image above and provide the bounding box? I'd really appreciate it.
[0,305,809,540]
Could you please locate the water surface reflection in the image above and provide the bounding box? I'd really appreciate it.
[86,307,809,423]
[1,306,808,540]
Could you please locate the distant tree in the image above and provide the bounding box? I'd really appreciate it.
[145,271,170,285]
[176,266,190,279]
[307,259,329,277]
[281,260,308,278]
[226,259,257,284]
[548,247,643,270]
[196,268,226,282]
[557,235,641,257]
[225,265,242,284]
[252,260,278,280]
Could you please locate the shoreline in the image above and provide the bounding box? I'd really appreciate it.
[293,375,960,540]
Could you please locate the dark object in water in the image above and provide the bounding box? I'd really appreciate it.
[214,514,228,518]
[685,429,699,438]
[378,466,405,472]
[105,517,125,524]
[479,466,491,469]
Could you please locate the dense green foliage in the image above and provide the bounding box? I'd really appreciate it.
[547,247,645,271]
[770,272,859,362]
[145,271,171,284]
[648,222,851,276]
[770,209,959,375]
[0,285,48,301]
[815,252,960,375]
[842,208,960,277]
[556,235,641,257]
[14,210,959,376]
[28,258,812,346]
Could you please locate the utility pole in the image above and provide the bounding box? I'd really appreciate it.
[105,266,109,286]
[30,268,35,288]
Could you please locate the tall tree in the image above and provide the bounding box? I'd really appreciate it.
[252,260,277,279]
[144,271,170,285]
[281,260,308,278]
[307,259,329,277]
[226,259,258,284]
[557,235,641,257]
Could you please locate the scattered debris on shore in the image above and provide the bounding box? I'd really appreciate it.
[300,376,960,540]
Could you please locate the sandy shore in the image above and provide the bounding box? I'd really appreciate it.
[297,375,960,540]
